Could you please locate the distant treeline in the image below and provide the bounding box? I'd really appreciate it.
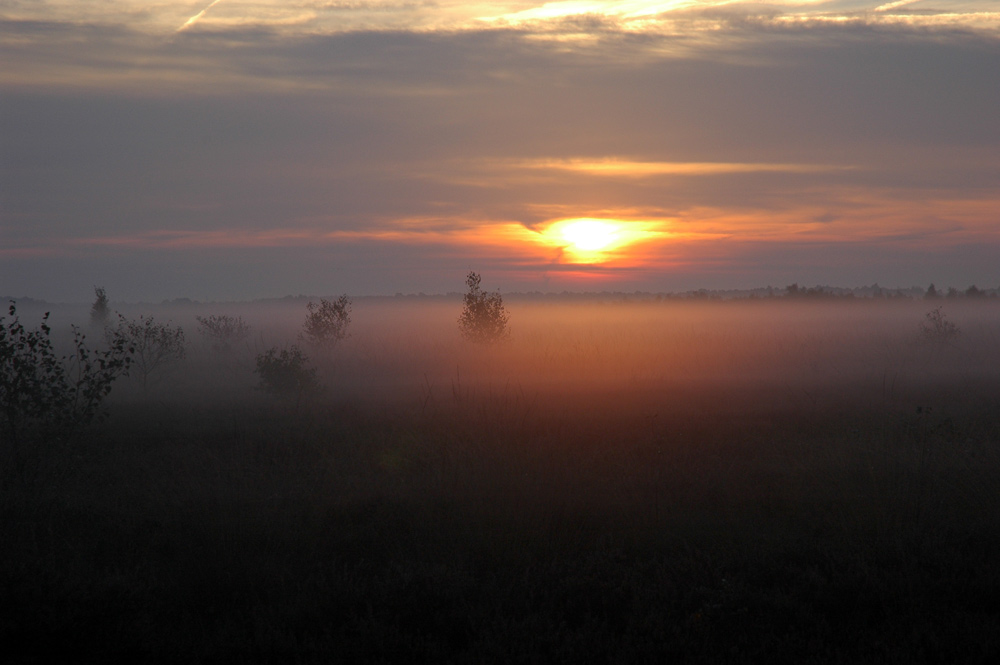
[389,283,999,303]
[176,282,1000,304]
[5,283,998,307]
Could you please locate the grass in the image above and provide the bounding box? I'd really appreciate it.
[3,299,1000,663]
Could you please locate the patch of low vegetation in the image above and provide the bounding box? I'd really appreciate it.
[4,389,1000,663]
[255,344,320,401]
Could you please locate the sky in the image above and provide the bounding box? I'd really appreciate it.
[2,1,999,302]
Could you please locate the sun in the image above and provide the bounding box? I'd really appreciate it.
[532,217,665,265]
[540,217,647,263]
[559,219,620,252]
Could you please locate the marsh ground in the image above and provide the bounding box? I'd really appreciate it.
[3,298,1000,662]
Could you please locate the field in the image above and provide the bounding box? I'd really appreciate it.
[4,297,1000,663]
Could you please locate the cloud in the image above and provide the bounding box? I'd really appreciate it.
[874,0,920,11]
[178,0,227,33]
[510,158,854,177]
[6,2,1000,41]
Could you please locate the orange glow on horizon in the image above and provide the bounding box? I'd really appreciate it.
[15,194,999,276]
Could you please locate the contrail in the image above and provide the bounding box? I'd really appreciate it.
[874,0,920,11]
[177,0,225,32]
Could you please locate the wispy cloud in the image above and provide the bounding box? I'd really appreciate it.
[874,0,920,11]
[6,1,1000,37]
[513,158,854,177]
[3,2,995,97]
[178,0,227,32]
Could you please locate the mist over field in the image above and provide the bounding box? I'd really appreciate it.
[42,295,996,415]
[4,294,1000,662]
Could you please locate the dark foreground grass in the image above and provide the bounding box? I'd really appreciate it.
[4,382,1000,664]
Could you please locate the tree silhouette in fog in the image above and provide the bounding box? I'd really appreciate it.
[196,314,251,353]
[107,314,185,388]
[90,286,109,327]
[301,296,351,349]
[458,272,509,344]
[919,306,960,345]
[2,302,131,450]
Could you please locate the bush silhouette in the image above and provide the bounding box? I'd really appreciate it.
[458,272,510,344]
[90,286,110,327]
[301,295,351,349]
[195,314,251,352]
[107,314,185,387]
[1,302,132,448]
[255,345,320,402]
[919,306,960,345]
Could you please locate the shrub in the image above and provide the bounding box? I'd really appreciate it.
[107,314,185,387]
[1,302,132,447]
[90,286,110,327]
[458,271,510,344]
[195,314,251,352]
[919,306,960,345]
[301,295,351,348]
[255,345,320,401]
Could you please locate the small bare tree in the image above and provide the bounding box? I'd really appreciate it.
[2,302,132,451]
[301,295,351,349]
[458,272,510,344]
[919,306,960,345]
[90,286,110,327]
[196,314,251,352]
[108,314,185,387]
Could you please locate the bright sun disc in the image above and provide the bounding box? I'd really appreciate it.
[561,219,619,251]
[537,217,663,265]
